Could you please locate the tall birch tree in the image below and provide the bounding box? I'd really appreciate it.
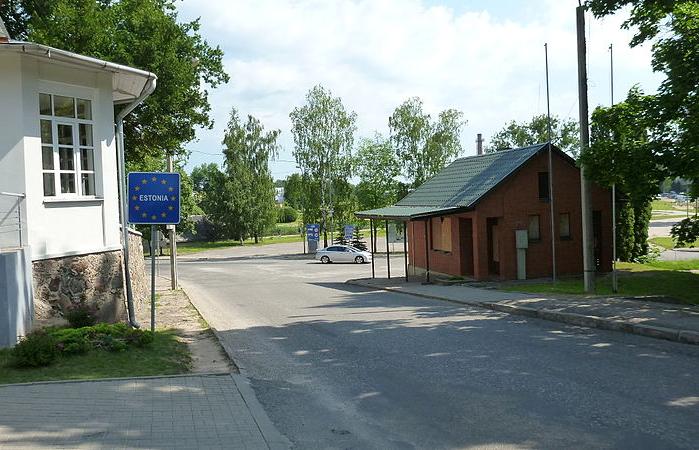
[290,85,357,246]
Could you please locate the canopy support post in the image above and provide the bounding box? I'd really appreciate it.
[424,218,431,283]
[403,221,408,282]
[385,220,391,279]
[370,219,375,279]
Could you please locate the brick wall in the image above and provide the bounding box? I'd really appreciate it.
[407,151,612,281]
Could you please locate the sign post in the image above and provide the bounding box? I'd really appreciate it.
[127,172,181,332]
[306,224,320,253]
[343,225,354,243]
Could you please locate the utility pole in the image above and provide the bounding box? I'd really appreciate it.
[167,154,178,290]
[610,43,618,293]
[545,42,557,283]
[577,4,595,292]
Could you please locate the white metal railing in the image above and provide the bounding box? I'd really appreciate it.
[0,192,25,250]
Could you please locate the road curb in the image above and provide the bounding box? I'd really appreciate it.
[232,374,292,450]
[0,371,234,388]
[346,280,699,346]
[180,283,291,450]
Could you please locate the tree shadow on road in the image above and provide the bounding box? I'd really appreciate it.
[207,283,699,449]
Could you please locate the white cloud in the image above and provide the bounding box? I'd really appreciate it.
[178,0,664,177]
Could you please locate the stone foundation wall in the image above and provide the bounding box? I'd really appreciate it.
[33,250,126,326]
[31,228,149,327]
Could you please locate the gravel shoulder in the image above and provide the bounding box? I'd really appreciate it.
[147,287,235,373]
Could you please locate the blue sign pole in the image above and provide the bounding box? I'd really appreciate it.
[127,172,181,332]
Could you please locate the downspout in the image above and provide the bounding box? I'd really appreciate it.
[116,76,157,328]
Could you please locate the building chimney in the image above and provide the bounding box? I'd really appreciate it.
[0,16,11,43]
[476,133,483,155]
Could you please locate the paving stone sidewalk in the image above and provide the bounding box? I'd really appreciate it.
[347,278,699,345]
[0,373,289,449]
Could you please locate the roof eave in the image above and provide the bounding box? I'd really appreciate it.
[355,206,468,221]
[0,41,157,103]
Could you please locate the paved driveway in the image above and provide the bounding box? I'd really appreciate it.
[177,245,699,449]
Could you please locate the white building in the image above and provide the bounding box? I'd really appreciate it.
[275,187,285,204]
[0,17,154,337]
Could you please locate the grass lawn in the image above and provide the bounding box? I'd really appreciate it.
[0,330,190,385]
[649,236,699,250]
[270,221,303,236]
[501,261,699,304]
[175,234,304,255]
[151,226,382,256]
[650,214,685,220]
[652,199,676,211]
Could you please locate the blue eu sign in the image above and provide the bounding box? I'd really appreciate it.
[306,224,320,242]
[127,172,181,225]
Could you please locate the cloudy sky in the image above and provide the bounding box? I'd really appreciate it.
[177,0,663,179]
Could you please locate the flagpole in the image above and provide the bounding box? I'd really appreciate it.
[610,43,618,293]
[545,42,557,283]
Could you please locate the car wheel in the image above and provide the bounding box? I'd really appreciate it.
[320,255,330,264]
[355,256,365,264]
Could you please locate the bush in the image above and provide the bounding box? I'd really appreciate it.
[65,303,98,328]
[51,328,92,355]
[277,206,299,223]
[125,329,155,347]
[11,331,59,368]
[8,323,155,367]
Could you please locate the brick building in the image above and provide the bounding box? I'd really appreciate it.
[356,144,612,281]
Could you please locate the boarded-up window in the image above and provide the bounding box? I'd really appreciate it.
[431,217,452,251]
[560,213,571,238]
[528,215,540,241]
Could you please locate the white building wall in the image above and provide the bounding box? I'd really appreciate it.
[0,53,28,249]
[15,56,121,260]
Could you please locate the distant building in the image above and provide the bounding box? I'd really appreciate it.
[275,187,285,204]
[357,144,612,281]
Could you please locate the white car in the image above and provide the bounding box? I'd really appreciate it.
[316,245,372,264]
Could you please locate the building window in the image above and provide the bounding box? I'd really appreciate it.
[39,93,95,197]
[528,215,540,241]
[431,216,452,252]
[538,172,549,201]
[560,213,571,239]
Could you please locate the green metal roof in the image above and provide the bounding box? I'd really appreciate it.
[355,205,461,220]
[356,143,551,220]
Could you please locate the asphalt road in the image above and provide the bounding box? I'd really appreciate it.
[176,246,699,449]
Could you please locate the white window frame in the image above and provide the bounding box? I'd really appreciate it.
[39,92,97,198]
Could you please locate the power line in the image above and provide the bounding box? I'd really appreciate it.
[188,149,296,163]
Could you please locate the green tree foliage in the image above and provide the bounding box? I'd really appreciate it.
[582,88,664,261]
[615,199,635,261]
[0,0,229,166]
[222,109,279,243]
[354,133,403,210]
[277,206,299,223]
[487,114,580,157]
[283,173,305,211]
[586,0,699,244]
[290,85,357,244]
[389,97,465,188]
[189,162,232,240]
